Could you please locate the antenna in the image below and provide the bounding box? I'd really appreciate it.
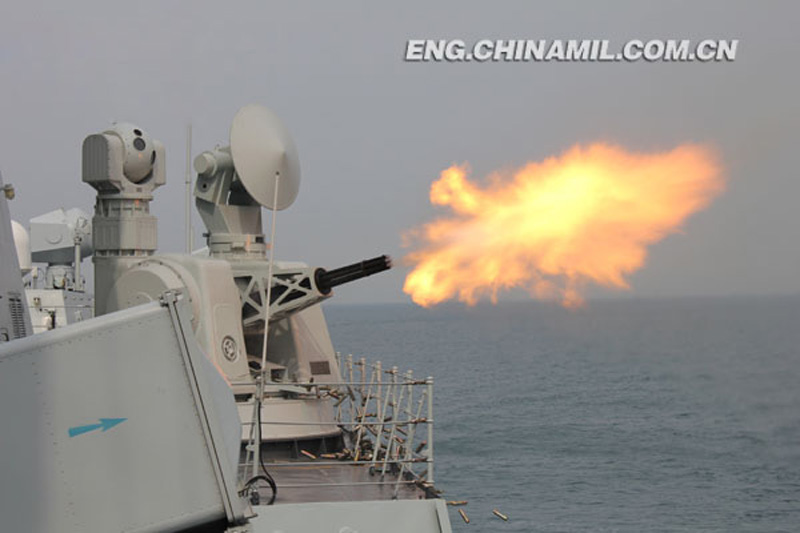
[251,171,280,481]
[229,104,300,211]
[193,104,301,258]
[185,123,193,253]
[260,174,280,377]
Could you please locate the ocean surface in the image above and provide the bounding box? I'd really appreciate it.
[324,296,800,533]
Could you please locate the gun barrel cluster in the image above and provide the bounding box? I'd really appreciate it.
[315,255,392,294]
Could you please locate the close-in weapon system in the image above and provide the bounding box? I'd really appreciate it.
[83,104,391,391]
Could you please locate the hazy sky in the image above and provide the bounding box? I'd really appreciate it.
[1,1,797,304]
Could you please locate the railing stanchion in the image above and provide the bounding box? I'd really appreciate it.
[405,370,414,459]
[381,367,401,477]
[372,361,383,469]
[347,354,354,424]
[353,371,375,461]
[427,376,434,484]
[359,357,366,398]
[334,352,342,420]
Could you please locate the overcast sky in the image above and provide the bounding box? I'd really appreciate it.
[1,1,797,304]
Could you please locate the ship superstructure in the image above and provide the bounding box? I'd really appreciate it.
[0,105,452,532]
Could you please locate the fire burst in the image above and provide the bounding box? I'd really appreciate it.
[403,143,723,308]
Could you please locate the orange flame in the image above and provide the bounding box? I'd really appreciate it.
[403,143,723,308]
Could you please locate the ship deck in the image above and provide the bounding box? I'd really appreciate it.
[240,459,427,504]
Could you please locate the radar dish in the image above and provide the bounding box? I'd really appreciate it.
[230,104,301,210]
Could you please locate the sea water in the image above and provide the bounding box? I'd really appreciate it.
[324,296,800,532]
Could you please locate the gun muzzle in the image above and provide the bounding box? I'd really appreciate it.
[315,255,392,294]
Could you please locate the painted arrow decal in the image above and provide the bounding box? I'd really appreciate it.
[68,418,127,438]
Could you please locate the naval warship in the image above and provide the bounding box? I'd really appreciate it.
[0,105,453,532]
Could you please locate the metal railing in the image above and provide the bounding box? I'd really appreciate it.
[238,353,435,497]
[333,353,434,487]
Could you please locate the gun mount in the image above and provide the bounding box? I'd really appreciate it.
[89,106,393,394]
[237,255,392,333]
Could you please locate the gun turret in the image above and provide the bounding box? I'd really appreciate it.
[314,255,392,295]
[256,255,392,325]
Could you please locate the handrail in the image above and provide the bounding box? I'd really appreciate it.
[241,352,435,490]
[335,352,434,490]
[263,459,430,467]
[241,419,430,427]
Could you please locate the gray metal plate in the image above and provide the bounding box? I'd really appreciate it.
[0,301,243,532]
[249,499,452,533]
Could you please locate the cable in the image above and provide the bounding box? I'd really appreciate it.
[256,400,277,504]
[241,395,277,506]
[239,475,273,506]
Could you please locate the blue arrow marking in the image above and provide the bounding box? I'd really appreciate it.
[68,418,127,438]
